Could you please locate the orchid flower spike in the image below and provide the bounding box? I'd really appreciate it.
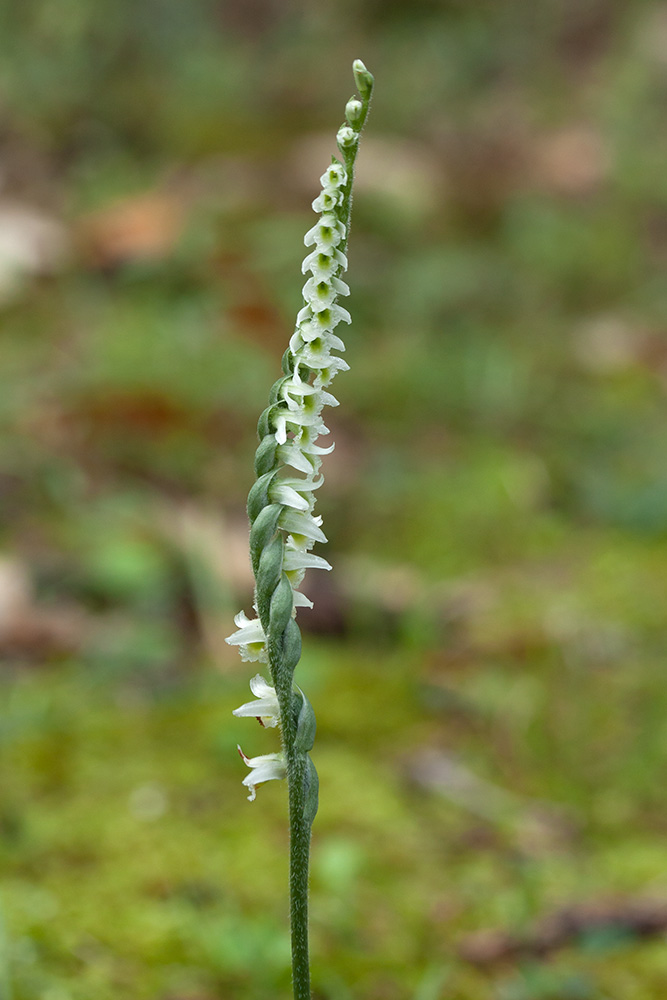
[225,58,373,1000]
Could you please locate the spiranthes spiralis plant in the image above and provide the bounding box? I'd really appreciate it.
[226,59,374,1000]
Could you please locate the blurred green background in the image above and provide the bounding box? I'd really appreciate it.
[1,1,667,998]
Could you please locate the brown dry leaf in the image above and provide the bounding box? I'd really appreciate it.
[78,192,185,267]
[573,315,647,373]
[460,897,667,967]
[532,124,610,196]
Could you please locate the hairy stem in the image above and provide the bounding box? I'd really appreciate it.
[287,749,311,999]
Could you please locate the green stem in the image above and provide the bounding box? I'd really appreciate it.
[270,635,312,999]
[287,749,311,1000]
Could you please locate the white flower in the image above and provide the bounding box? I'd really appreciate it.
[237,746,286,802]
[304,214,346,251]
[290,327,346,357]
[302,276,350,312]
[281,372,319,408]
[320,163,347,189]
[336,125,357,148]
[233,674,280,728]
[312,189,342,213]
[298,304,351,339]
[225,611,268,662]
[301,248,348,279]
[272,400,328,445]
[271,384,337,445]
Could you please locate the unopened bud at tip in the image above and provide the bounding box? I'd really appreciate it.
[352,59,374,100]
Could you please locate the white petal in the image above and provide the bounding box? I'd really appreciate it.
[319,389,339,407]
[249,674,275,698]
[283,550,332,573]
[274,413,287,445]
[292,589,314,609]
[277,443,316,474]
[269,483,310,511]
[331,276,350,296]
[280,473,325,492]
[237,747,286,802]
[279,509,327,543]
[323,332,346,352]
[313,359,350,388]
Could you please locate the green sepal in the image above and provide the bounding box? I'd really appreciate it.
[303,755,319,827]
[247,471,277,524]
[257,406,270,440]
[282,347,295,375]
[257,404,283,441]
[294,689,316,754]
[254,435,279,478]
[269,572,294,640]
[268,375,291,406]
[256,534,284,626]
[249,503,282,577]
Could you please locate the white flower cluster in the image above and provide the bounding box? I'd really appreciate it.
[226,161,351,665]
[233,675,285,801]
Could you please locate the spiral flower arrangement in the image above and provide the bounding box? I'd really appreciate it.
[225,59,373,1000]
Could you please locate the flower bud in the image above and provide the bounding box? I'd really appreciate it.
[345,97,363,129]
